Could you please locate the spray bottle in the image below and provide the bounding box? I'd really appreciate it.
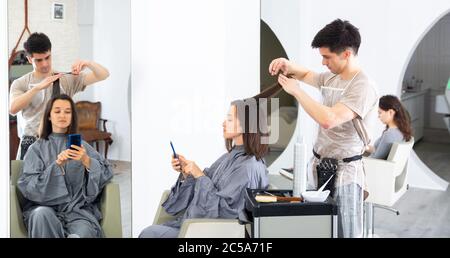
[293,135,307,197]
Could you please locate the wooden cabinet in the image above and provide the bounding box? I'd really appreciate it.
[401,90,427,142]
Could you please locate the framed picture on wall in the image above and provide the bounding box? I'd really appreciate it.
[52,2,65,21]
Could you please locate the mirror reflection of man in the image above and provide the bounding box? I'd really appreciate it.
[9,32,110,159]
[270,19,379,238]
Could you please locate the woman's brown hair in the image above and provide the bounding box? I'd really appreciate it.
[379,95,412,141]
[225,79,287,160]
[39,94,78,140]
[226,99,269,161]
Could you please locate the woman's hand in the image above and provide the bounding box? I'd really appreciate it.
[179,156,204,179]
[67,145,91,169]
[278,73,299,96]
[56,150,70,166]
[171,154,189,178]
[171,154,184,172]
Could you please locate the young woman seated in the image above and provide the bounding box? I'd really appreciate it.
[18,94,113,238]
[139,99,269,238]
[367,95,412,159]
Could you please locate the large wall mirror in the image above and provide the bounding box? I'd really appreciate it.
[7,0,131,238]
[402,12,450,183]
[260,20,298,167]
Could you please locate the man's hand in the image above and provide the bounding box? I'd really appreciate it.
[269,57,317,87]
[365,145,375,154]
[72,60,110,85]
[67,145,91,169]
[278,74,299,96]
[35,73,63,91]
[71,60,91,75]
[179,156,204,179]
[10,73,63,114]
[269,57,292,76]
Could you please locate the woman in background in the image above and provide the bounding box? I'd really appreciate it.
[367,95,412,159]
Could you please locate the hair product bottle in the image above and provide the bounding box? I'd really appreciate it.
[293,136,307,197]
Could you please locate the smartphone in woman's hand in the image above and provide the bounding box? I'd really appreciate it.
[67,134,82,150]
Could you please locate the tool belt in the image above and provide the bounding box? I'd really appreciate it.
[313,150,363,197]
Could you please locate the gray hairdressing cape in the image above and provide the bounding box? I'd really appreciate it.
[17,133,113,238]
[162,145,268,228]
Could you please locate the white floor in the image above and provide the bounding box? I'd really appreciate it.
[374,128,450,237]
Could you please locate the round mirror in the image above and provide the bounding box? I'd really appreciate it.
[260,19,298,167]
[402,12,450,182]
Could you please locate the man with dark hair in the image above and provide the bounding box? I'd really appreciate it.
[9,32,110,159]
[269,19,378,238]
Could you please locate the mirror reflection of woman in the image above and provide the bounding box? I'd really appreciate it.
[17,94,113,238]
[139,99,269,238]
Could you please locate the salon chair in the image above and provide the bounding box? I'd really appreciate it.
[10,160,123,238]
[362,138,415,237]
[153,190,245,238]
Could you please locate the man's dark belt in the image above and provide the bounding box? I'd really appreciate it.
[313,149,362,163]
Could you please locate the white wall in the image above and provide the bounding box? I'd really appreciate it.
[77,0,94,61]
[1,0,10,238]
[263,0,449,190]
[131,0,260,237]
[89,0,131,161]
[8,0,80,71]
[74,0,131,161]
[75,0,94,101]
